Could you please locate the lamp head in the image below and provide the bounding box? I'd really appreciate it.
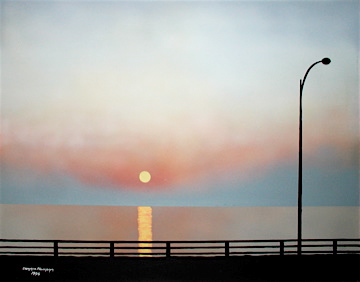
[321,58,331,65]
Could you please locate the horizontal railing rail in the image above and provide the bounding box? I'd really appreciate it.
[0,239,359,257]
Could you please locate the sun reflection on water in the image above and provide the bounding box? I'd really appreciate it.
[137,206,152,257]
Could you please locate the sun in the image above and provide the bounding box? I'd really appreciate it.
[139,171,151,183]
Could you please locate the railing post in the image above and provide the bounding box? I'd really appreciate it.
[166,242,171,258]
[110,242,114,258]
[225,241,230,257]
[280,241,284,256]
[333,240,337,255]
[54,241,58,257]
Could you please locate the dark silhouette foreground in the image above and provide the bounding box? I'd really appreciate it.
[2,255,359,281]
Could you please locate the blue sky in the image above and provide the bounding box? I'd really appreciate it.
[1,0,359,207]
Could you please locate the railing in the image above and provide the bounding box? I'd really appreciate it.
[0,239,359,257]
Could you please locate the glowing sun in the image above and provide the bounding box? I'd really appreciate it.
[139,171,151,183]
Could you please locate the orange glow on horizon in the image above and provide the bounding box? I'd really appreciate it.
[2,109,355,191]
[137,206,152,257]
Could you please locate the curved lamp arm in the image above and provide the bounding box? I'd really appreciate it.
[300,58,331,89]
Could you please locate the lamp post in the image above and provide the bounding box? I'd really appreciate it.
[298,57,331,255]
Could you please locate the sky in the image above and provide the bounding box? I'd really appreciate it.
[1,0,359,208]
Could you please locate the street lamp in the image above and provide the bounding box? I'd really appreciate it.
[298,57,331,255]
